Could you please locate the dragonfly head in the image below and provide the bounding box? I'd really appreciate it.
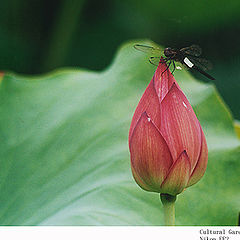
[164,47,174,58]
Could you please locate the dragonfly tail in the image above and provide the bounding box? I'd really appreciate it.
[192,65,215,80]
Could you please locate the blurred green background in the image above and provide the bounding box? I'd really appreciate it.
[0,0,239,119]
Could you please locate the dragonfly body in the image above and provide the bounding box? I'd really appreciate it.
[164,47,183,62]
[134,44,215,80]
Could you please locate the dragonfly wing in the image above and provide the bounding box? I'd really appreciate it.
[180,44,202,57]
[187,56,213,71]
[134,44,163,55]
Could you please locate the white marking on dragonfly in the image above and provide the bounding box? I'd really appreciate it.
[147,117,151,122]
[183,102,187,108]
[183,57,194,68]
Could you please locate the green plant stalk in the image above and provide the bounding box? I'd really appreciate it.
[160,193,176,226]
[43,0,86,71]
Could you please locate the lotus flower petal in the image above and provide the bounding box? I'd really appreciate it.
[130,112,173,191]
[129,58,208,196]
[160,151,191,195]
[153,58,180,102]
[187,125,208,187]
[131,166,154,192]
[129,78,161,139]
[160,83,201,171]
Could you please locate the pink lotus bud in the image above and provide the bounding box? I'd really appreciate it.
[129,60,208,196]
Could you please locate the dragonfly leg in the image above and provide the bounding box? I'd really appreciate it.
[149,57,161,66]
[171,61,176,75]
[160,57,168,64]
[161,60,171,77]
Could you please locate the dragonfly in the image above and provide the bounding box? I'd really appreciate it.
[134,44,215,80]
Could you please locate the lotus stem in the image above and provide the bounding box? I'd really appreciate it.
[160,193,176,226]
